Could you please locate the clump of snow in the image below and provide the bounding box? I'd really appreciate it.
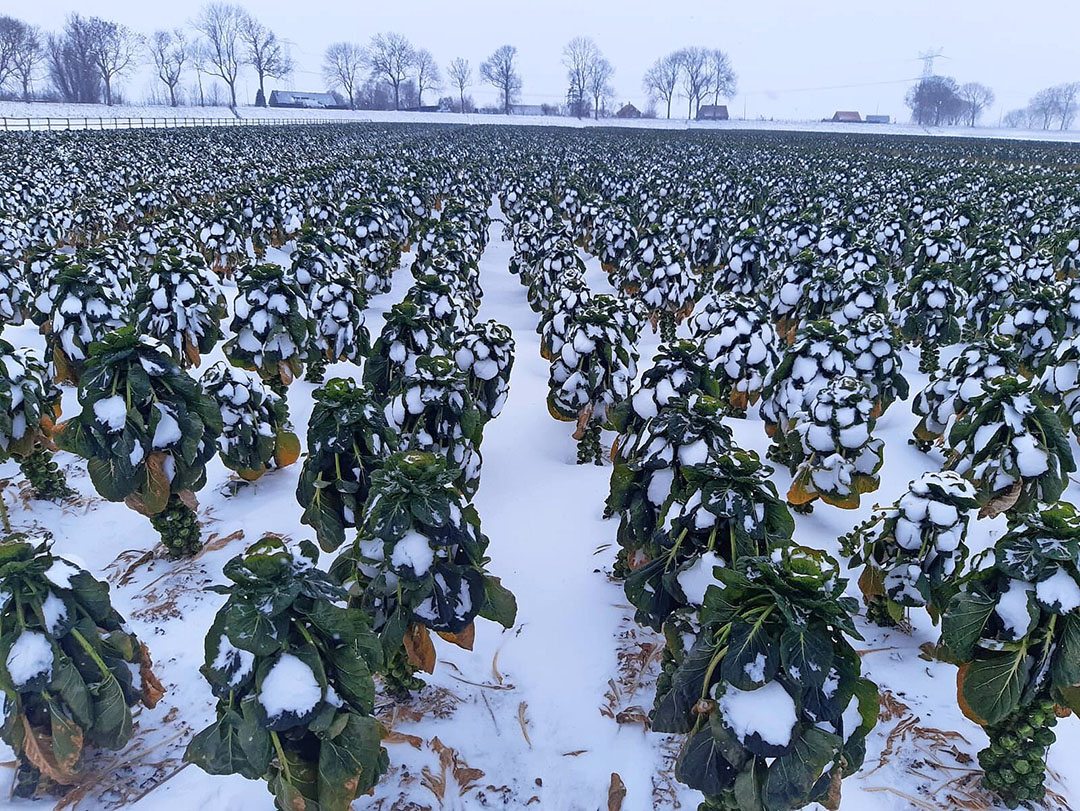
[40,592,67,635]
[213,634,255,687]
[996,579,1035,639]
[718,680,797,747]
[6,630,54,688]
[258,653,321,720]
[677,552,725,605]
[390,530,435,576]
[43,559,80,589]
[1035,568,1080,613]
[93,395,128,432]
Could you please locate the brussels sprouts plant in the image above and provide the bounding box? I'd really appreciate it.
[36,257,126,385]
[716,227,769,296]
[330,452,517,697]
[0,342,70,500]
[691,294,780,416]
[759,320,852,465]
[788,376,884,512]
[845,312,909,416]
[0,535,164,798]
[295,378,397,553]
[307,267,371,384]
[454,320,515,422]
[0,256,32,327]
[940,503,1080,809]
[385,356,484,498]
[224,263,312,396]
[185,535,389,811]
[54,329,222,557]
[993,286,1067,376]
[621,229,697,342]
[547,295,640,465]
[943,375,1074,518]
[652,546,878,811]
[911,336,1018,451]
[201,362,300,482]
[404,273,475,334]
[899,263,966,373]
[537,272,591,361]
[134,248,225,368]
[363,301,451,404]
[844,470,978,626]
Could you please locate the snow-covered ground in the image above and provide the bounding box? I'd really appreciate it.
[0,203,1075,811]
[3,99,1080,144]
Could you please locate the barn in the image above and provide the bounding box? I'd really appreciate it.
[697,105,729,121]
[268,91,345,110]
[616,103,642,119]
[829,110,863,123]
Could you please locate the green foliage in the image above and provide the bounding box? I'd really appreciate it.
[653,546,877,811]
[185,535,388,811]
[0,535,162,797]
[296,378,397,553]
[54,329,222,522]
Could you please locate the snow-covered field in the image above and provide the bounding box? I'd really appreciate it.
[4,99,1080,144]
[0,192,1075,811]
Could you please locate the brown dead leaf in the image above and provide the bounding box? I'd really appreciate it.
[607,773,627,811]
[572,405,594,441]
[139,644,166,708]
[437,623,475,651]
[124,453,172,517]
[517,702,532,748]
[196,529,245,558]
[404,623,437,674]
[383,730,424,749]
[177,489,199,512]
[20,715,79,785]
[979,482,1022,519]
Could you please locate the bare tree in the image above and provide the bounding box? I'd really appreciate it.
[413,48,440,107]
[1051,82,1080,130]
[957,82,994,127]
[47,15,101,103]
[447,57,471,112]
[643,53,680,119]
[12,23,44,99]
[480,44,521,114]
[0,16,24,90]
[365,32,414,110]
[87,17,141,106]
[706,48,737,109]
[190,39,209,105]
[240,16,291,106]
[193,2,246,107]
[148,29,188,107]
[587,55,614,119]
[1028,87,1059,130]
[563,36,598,118]
[676,47,709,118]
[906,75,962,126]
[323,42,363,109]
[1002,108,1030,129]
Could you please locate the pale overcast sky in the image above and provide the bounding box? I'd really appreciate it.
[13,0,1079,122]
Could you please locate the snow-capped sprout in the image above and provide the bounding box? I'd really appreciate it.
[845,312,909,415]
[404,273,476,333]
[287,227,340,297]
[384,355,484,498]
[686,212,725,272]
[816,220,852,258]
[590,202,636,277]
[0,217,31,260]
[330,451,517,697]
[620,228,697,341]
[79,238,139,307]
[788,375,884,510]
[1014,247,1057,287]
[653,545,877,811]
[55,328,222,557]
[1040,334,1080,440]
[0,534,163,798]
[871,215,907,265]
[940,502,1080,809]
[944,375,1074,518]
[224,263,312,392]
[845,470,978,626]
[134,248,224,368]
[0,256,31,326]
[201,362,299,481]
[186,534,388,810]
[296,378,397,552]
[363,300,452,404]
[833,267,887,327]
[993,285,1067,375]
[0,341,70,500]
[36,256,126,384]
[691,294,779,414]
[715,227,769,296]
[912,335,1018,449]
[526,235,586,314]
[416,218,485,277]
[414,251,484,306]
[608,394,734,571]
[962,254,1019,338]
[197,206,247,274]
[547,294,641,465]
[454,320,515,422]
[899,263,967,373]
[340,201,399,293]
[308,266,371,368]
[759,319,852,454]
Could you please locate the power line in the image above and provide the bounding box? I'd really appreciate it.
[739,76,924,97]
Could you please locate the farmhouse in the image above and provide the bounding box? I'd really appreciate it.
[828,110,863,122]
[616,103,642,119]
[268,90,344,110]
[697,104,729,120]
